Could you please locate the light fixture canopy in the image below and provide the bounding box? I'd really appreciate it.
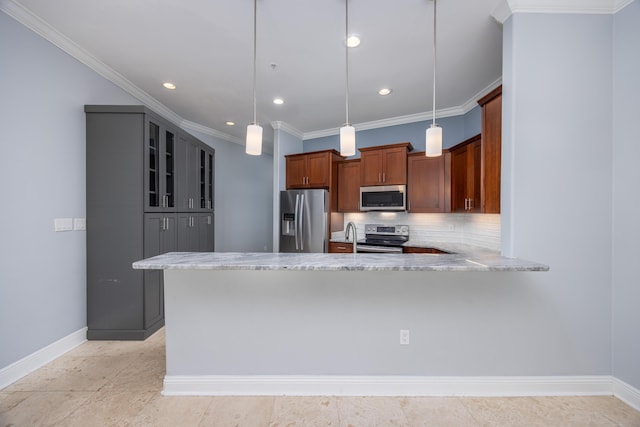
[339,0,356,157]
[246,0,262,156]
[425,0,442,158]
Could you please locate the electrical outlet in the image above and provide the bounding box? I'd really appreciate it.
[74,218,86,231]
[448,224,455,231]
[400,329,410,345]
[54,218,73,232]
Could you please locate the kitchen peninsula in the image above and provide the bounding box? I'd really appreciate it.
[133,251,547,396]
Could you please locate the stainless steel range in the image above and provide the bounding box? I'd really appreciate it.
[357,224,409,253]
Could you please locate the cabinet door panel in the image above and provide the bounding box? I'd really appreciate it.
[198,213,215,252]
[450,145,469,212]
[307,152,330,187]
[407,155,445,212]
[382,147,407,184]
[286,156,307,188]
[338,161,360,212]
[360,150,383,186]
[145,121,161,211]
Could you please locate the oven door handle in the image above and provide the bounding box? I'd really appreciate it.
[356,245,403,253]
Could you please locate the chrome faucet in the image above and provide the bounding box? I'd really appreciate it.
[345,222,358,253]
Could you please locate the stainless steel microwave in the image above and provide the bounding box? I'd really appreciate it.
[360,185,407,211]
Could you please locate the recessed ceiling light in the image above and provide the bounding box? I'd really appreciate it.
[273,98,284,105]
[346,35,361,48]
[378,88,392,96]
[225,121,235,126]
[163,82,176,90]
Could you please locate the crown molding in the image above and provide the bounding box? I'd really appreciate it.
[270,121,304,140]
[0,0,184,126]
[492,0,635,24]
[302,78,503,141]
[181,120,243,145]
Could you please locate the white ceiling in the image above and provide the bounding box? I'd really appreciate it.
[9,0,504,145]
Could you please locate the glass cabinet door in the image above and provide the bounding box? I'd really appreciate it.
[164,130,175,209]
[147,122,160,209]
[146,118,177,212]
[206,151,214,210]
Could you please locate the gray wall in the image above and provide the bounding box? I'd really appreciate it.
[0,9,274,370]
[0,10,139,368]
[185,129,274,252]
[501,11,613,375]
[303,106,481,156]
[612,1,640,390]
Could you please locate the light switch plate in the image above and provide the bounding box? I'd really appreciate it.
[74,218,86,231]
[54,218,73,232]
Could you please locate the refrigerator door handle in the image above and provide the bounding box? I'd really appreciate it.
[294,194,300,250]
[298,193,305,251]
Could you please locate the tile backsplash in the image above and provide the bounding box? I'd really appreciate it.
[333,212,501,251]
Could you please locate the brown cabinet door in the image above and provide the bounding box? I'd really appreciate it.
[407,154,445,212]
[286,155,307,189]
[360,150,383,186]
[450,135,482,213]
[329,242,353,253]
[481,93,502,213]
[450,144,470,212]
[338,160,361,212]
[381,146,408,185]
[306,152,330,188]
[469,140,482,213]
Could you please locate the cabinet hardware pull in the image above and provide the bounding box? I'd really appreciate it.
[378,172,382,183]
[383,172,385,182]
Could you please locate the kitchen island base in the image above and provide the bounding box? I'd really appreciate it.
[159,265,565,396]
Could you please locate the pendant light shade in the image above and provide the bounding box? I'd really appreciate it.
[425,0,442,158]
[245,0,262,156]
[246,123,263,156]
[426,124,442,157]
[339,0,355,157]
[340,125,356,156]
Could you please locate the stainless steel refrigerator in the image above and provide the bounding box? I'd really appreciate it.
[280,189,329,253]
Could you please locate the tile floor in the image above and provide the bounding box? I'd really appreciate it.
[1,328,640,426]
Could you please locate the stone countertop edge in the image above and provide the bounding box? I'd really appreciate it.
[132,252,549,272]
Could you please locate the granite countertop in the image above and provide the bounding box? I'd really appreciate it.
[133,251,548,272]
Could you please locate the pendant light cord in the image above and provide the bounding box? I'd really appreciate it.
[432,0,437,127]
[252,0,258,125]
[345,0,350,126]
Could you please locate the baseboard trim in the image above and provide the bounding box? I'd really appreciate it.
[613,377,640,411]
[162,375,614,397]
[0,327,87,390]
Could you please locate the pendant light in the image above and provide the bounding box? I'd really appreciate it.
[339,0,356,157]
[425,0,442,157]
[246,0,262,156]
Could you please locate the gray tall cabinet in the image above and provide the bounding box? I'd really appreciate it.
[85,105,214,340]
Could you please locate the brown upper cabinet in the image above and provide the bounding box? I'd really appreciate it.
[285,150,343,189]
[449,84,502,213]
[478,85,502,214]
[450,134,482,212]
[359,142,413,186]
[407,151,448,213]
[337,159,361,212]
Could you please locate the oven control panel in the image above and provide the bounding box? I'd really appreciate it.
[364,224,409,237]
